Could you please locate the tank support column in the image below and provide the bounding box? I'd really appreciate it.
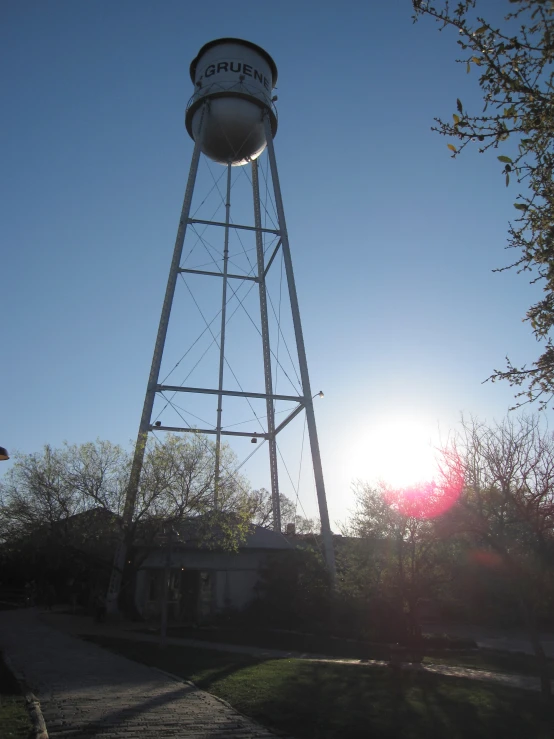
[107,140,202,613]
[264,115,336,585]
[252,158,281,533]
[214,163,232,508]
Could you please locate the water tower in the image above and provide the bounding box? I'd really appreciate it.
[107,39,335,607]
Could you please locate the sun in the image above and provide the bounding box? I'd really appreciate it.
[342,416,439,489]
[337,415,463,519]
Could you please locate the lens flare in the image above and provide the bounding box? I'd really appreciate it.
[383,476,463,519]
[469,549,504,568]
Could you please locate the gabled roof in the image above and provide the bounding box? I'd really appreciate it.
[242,524,292,550]
[138,518,292,552]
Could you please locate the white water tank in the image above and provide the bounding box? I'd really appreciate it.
[185,38,278,166]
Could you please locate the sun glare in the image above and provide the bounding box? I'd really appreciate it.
[344,418,439,488]
[339,417,463,519]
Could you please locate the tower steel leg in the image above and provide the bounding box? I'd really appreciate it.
[263,116,336,583]
[214,163,232,508]
[252,159,281,532]
[107,140,202,611]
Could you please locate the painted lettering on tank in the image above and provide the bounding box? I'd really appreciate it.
[198,61,271,89]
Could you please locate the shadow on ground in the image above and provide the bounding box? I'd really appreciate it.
[86,635,554,739]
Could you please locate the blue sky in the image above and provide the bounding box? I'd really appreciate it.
[2,0,548,527]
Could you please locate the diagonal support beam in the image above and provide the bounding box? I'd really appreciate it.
[157,385,302,402]
[179,268,258,282]
[189,218,280,235]
[264,239,282,278]
[273,404,305,436]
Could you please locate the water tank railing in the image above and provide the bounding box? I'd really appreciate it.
[186,83,278,124]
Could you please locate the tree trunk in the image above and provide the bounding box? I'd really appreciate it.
[519,597,551,700]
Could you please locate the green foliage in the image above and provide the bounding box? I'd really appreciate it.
[342,482,458,638]
[247,487,319,534]
[413,0,554,409]
[132,433,251,528]
[0,440,127,544]
[0,434,255,589]
[248,546,332,632]
[0,435,253,539]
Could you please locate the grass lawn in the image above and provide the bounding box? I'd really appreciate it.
[85,635,553,739]
[148,623,553,678]
[142,624,394,660]
[0,652,32,739]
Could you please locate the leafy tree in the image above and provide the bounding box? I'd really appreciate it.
[413,0,554,408]
[250,546,331,632]
[248,487,319,533]
[438,414,554,697]
[0,441,126,545]
[63,439,128,516]
[0,441,126,597]
[130,434,249,526]
[344,481,457,640]
[0,435,253,589]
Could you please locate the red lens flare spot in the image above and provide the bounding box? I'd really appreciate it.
[469,549,504,569]
[383,476,463,519]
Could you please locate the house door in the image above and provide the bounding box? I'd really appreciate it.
[178,569,200,624]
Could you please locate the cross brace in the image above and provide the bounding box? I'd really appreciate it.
[157,385,303,403]
[150,424,267,438]
[188,218,280,235]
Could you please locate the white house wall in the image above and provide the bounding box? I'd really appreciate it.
[135,548,274,617]
[138,549,268,571]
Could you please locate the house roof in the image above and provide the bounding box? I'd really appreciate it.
[138,519,293,552]
[241,525,293,550]
[137,524,292,569]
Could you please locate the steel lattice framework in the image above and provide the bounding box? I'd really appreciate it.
[107,107,336,609]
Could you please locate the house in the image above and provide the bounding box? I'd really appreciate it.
[133,521,292,623]
[1,505,295,621]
